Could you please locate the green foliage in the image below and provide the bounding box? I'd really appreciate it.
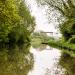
[60,19,75,41]
[31,31,50,48]
[59,53,75,75]
[0,0,35,43]
[68,35,75,43]
[46,0,75,18]
[31,31,50,43]
[0,0,20,42]
[18,1,35,33]
[48,37,75,57]
[59,0,75,42]
[45,0,75,43]
[0,44,34,75]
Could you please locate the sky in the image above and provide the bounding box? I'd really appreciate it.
[25,0,60,34]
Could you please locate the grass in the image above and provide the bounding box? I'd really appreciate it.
[46,38,75,57]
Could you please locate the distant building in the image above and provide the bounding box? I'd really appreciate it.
[40,31,62,39]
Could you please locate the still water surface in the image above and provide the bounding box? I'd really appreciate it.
[28,46,65,75]
[0,44,75,75]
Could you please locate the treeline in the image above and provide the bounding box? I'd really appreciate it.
[36,0,75,56]
[43,0,75,44]
[0,0,35,44]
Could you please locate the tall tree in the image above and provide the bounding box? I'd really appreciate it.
[0,0,35,43]
[45,0,75,42]
[0,0,20,42]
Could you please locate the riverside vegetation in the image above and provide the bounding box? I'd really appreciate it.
[45,1,75,74]
[0,0,75,75]
[47,0,75,57]
[33,0,75,57]
[0,0,35,75]
[0,0,35,44]
[41,0,75,57]
[0,44,34,75]
[1,0,75,56]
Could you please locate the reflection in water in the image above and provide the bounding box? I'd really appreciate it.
[0,44,34,75]
[28,46,65,75]
[59,53,75,75]
[31,41,47,51]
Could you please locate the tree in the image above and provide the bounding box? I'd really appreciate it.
[45,0,75,42]
[0,0,35,43]
[0,0,20,42]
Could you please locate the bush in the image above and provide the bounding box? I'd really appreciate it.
[68,36,75,44]
[60,19,75,41]
[0,0,35,43]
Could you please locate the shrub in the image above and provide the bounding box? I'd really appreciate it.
[68,35,75,44]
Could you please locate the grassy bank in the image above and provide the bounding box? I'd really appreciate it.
[44,38,75,57]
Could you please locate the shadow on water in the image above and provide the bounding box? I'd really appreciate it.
[59,53,75,75]
[0,44,34,75]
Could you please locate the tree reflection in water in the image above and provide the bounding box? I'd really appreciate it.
[59,53,75,75]
[0,44,34,75]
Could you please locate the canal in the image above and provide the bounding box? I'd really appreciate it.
[0,0,75,75]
